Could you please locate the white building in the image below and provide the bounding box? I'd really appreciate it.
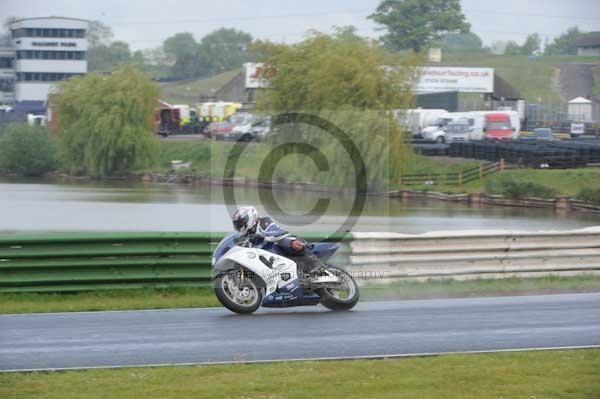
[568,97,593,123]
[9,17,88,103]
[0,47,15,105]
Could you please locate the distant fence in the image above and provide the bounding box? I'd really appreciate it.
[449,140,600,168]
[398,160,504,186]
[526,120,600,136]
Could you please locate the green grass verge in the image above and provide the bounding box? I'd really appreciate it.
[399,167,600,197]
[0,287,220,314]
[361,275,600,301]
[485,169,600,197]
[2,276,600,315]
[1,349,599,399]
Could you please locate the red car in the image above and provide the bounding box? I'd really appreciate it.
[204,121,234,139]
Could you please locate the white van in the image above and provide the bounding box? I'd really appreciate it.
[395,109,449,136]
[421,112,473,143]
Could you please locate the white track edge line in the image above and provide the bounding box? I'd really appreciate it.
[2,345,600,373]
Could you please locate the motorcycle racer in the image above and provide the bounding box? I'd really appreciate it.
[231,206,325,280]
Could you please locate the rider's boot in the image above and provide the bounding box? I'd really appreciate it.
[297,253,336,284]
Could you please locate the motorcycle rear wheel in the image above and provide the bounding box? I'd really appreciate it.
[317,265,360,311]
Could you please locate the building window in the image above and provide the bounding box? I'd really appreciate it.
[0,78,15,92]
[16,72,83,82]
[12,28,85,39]
[0,57,13,68]
[16,50,85,60]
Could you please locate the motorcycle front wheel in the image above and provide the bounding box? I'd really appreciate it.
[214,268,264,314]
[317,265,360,311]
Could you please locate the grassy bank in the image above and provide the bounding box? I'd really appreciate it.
[3,275,600,314]
[440,52,600,102]
[484,169,600,197]
[159,141,600,201]
[2,349,599,398]
[159,141,482,182]
[159,69,242,104]
[398,165,600,199]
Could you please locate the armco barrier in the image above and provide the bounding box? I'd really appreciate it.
[1,229,599,292]
[0,232,348,293]
[349,227,600,282]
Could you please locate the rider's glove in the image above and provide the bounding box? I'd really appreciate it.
[291,239,305,252]
[248,234,262,245]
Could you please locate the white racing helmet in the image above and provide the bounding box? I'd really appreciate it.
[232,206,259,235]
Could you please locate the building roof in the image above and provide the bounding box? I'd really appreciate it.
[575,32,600,47]
[12,101,46,113]
[10,16,90,24]
[568,97,592,104]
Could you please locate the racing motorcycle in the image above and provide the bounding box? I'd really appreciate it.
[212,232,359,314]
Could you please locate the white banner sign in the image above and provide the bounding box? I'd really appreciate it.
[245,63,270,89]
[416,67,494,93]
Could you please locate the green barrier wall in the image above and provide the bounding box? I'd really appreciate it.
[0,232,349,293]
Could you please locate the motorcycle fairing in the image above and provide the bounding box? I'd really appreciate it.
[213,245,298,296]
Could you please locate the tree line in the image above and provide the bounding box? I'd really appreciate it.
[81,0,591,80]
[84,22,253,80]
[2,1,592,81]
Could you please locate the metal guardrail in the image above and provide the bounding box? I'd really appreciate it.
[0,232,348,293]
[349,228,600,281]
[2,228,599,292]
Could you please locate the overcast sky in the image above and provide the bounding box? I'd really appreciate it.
[2,0,599,50]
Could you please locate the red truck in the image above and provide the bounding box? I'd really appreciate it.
[484,113,514,141]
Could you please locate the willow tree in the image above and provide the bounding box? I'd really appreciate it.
[251,28,419,189]
[52,65,159,176]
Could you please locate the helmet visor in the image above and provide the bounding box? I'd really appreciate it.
[232,214,249,232]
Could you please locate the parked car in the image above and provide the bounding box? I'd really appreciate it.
[421,113,473,143]
[204,121,234,139]
[421,117,454,143]
[225,117,271,142]
[532,128,554,141]
[444,119,471,143]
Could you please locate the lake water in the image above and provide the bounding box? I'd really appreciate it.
[1,179,599,234]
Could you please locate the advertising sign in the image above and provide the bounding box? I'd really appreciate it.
[416,67,494,93]
[245,63,270,89]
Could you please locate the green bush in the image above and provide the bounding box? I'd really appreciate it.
[0,123,57,177]
[485,176,557,199]
[577,186,600,205]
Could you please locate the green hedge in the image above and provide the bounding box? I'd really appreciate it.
[485,176,557,199]
[577,187,600,205]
